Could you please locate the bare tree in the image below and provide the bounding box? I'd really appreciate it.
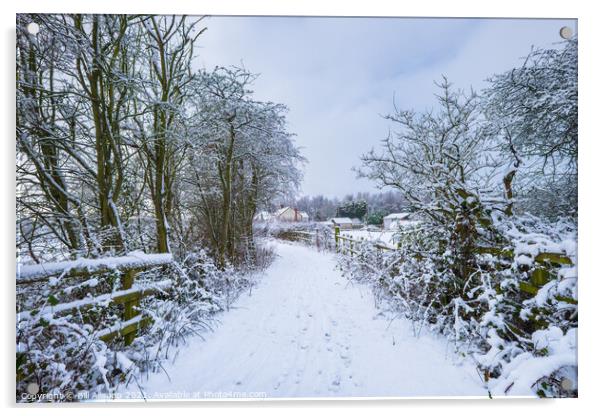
[138,15,205,253]
[183,67,303,265]
[359,78,505,283]
[17,14,90,257]
[483,39,577,218]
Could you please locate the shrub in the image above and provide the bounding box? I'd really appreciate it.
[16,244,270,402]
[337,214,577,397]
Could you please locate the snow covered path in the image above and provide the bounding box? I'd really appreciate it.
[129,241,487,399]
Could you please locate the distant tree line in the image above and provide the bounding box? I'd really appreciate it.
[291,191,408,223]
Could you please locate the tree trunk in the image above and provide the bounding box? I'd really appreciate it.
[218,123,236,266]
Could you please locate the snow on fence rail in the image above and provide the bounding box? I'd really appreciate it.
[276,228,334,251]
[18,280,172,321]
[339,233,573,297]
[284,226,574,298]
[17,252,173,284]
[16,252,174,345]
[283,226,397,254]
[334,227,398,255]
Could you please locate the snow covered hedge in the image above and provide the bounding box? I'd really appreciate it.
[349,40,578,397]
[16,248,261,402]
[337,214,577,397]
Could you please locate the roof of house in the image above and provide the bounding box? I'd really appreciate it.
[330,217,353,224]
[274,207,292,216]
[384,213,411,220]
[253,211,272,220]
[274,207,308,219]
[351,218,362,223]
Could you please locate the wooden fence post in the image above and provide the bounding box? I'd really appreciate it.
[122,268,140,346]
[334,226,340,251]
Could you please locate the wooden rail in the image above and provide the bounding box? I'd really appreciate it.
[279,228,328,250]
[17,253,173,285]
[16,253,173,346]
[332,227,574,300]
[334,227,398,256]
[283,225,574,302]
[283,226,397,255]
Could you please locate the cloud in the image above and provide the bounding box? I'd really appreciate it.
[193,16,577,198]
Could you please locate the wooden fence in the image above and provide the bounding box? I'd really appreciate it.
[284,226,574,298]
[276,228,334,251]
[282,226,397,255]
[286,230,319,245]
[333,226,398,255]
[16,253,174,346]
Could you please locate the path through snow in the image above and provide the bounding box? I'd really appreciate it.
[127,241,487,399]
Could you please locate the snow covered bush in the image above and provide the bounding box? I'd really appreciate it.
[337,213,577,397]
[17,314,122,401]
[350,67,578,396]
[16,246,267,402]
[17,267,149,401]
[472,215,577,397]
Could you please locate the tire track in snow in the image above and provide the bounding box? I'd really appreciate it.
[125,241,487,399]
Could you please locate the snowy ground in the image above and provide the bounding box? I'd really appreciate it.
[341,223,422,248]
[341,229,397,248]
[123,241,487,400]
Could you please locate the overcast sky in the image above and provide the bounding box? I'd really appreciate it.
[193,17,577,198]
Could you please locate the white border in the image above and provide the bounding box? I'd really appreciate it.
[2,0,600,414]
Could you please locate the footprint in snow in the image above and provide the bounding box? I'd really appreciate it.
[329,376,342,392]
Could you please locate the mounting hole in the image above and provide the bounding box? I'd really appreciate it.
[561,377,574,391]
[559,26,573,40]
[26,382,40,395]
[27,22,40,35]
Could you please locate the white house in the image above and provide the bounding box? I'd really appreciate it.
[253,211,273,222]
[274,206,309,222]
[383,213,412,230]
[330,217,353,230]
